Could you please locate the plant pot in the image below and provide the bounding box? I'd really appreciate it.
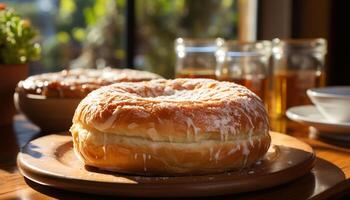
[0,64,28,126]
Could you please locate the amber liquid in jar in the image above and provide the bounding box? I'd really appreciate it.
[176,68,217,79]
[269,69,324,118]
[219,75,268,103]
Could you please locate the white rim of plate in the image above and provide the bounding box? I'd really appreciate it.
[286,105,350,127]
[307,86,350,99]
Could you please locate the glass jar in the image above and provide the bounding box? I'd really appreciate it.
[175,38,224,79]
[215,40,272,103]
[269,38,327,118]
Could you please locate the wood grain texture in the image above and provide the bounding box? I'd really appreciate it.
[1,115,350,199]
[16,132,315,197]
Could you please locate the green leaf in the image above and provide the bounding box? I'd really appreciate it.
[0,6,41,64]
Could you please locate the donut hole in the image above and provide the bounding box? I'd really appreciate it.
[127,87,210,101]
[109,79,245,102]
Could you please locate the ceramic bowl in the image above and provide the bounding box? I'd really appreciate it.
[307,86,350,123]
[14,91,82,132]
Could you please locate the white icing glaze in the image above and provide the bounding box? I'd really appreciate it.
[128,123,138,129]
[227,146,239,155]
[94,106,120,130]
[103,133,107,160]
[73,78,270,170]
[214,148,221,163]
[185,118,200,140]
[242,155,248,169]
[209,147,214,161]
[142,153,147,172]
[147,128,158,139]
[19,68,162,97]
[81,79,269,144]
[248,130,254,146]
[242,141,250,155]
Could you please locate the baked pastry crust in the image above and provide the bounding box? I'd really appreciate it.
[71,78,270,175]
[16,68,162,98]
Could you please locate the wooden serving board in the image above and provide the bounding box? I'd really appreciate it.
[17,132,315,197]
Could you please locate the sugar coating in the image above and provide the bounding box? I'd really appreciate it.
[73,78,270,171]
[18,68,162,98]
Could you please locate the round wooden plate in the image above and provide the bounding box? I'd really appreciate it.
[17,132,315,197]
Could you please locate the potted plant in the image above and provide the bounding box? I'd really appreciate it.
[0,3,41,125]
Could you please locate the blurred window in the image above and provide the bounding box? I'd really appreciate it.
[3,0,239,77]
[3,0,126,74]
[135,0,238,78]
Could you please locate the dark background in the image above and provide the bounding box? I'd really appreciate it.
[258,0,350,86]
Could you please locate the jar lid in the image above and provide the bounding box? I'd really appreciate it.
[272,38,327,55]
[175,38,224,53]
[216,40,271,60]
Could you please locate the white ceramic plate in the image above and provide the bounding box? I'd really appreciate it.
[307,86,350,123]
[286,105,350,134]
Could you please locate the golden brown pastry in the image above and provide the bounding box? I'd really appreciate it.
[70,78,270,175]
[16,68,162,98]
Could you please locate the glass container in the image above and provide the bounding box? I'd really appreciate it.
[269,38,327,118]
[175,38,224,79]
[215,40,272,102]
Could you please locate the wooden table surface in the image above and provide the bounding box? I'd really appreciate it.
[1,115,350,200]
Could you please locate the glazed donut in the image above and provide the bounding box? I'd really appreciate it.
[17,68,162,98]
[70,78,270,175]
